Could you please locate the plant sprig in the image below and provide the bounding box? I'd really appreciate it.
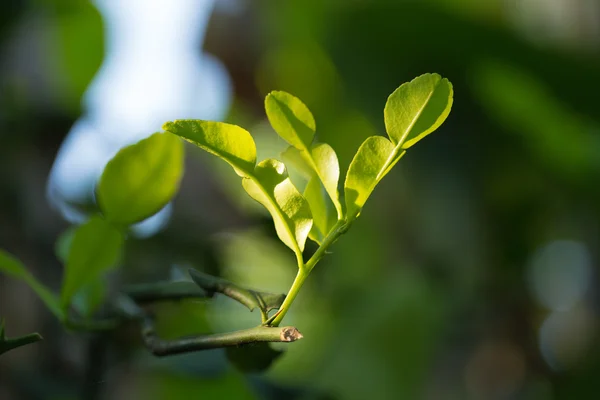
[0,73,453,355]
[164,72,454,327]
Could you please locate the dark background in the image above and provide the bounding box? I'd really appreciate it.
[1,0,600,398]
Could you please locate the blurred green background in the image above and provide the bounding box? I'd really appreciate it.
[1,0,600,399]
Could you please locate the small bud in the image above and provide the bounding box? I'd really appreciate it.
[280,327,303,342]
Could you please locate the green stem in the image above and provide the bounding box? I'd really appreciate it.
[270,219,350,326]
[268,268,309,326]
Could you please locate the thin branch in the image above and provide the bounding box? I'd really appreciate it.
[188,269,285,323]
[140,315,302,356]
[0,319,43,355]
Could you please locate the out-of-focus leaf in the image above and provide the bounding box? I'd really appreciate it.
[51,1,103,112]
[226,342,284,373]
[72,279,107,318]
[344,74,453,218]
[55,227,106,317]
[55,226,76,264]
[60,216,124,309]
[0,319,43,356]
[384,73,453,149]
[97,132,184,226]
[472,61,600,177]
[317,271,443,400]
[163,120,256,177]
[266,91,342,217]
[242,159,313,253]
[0,249,64,320]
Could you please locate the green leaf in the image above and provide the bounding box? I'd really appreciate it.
[242,159,313,254]
[55,227,76,264]
[384,73,453,149]
[265,91,315,149]
[97,132,184,226]
[55,227,106,318]
[344,74,453,218]
[0,249,64,320]
[60,216,124,309]
[303,176,336,244]
[344,137,405,219]
[164,119,312,256]
[282,145,339,243]
[163,120,256,177]
[266,91,342,217]
[72,279,107,318]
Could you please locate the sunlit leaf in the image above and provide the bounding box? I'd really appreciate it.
[281,145,313,179]
[163,120,256,177]
[165,119,312,256]
[303,176,336,244]
[282,145,338,243]
[344,137,404,219]
[384,73,453,149]
[242,159,313,253]
[97,132,184,226]
[345,74,453,218]
[0,249,64,320]
[266,91,342,217]
[60,216,124,309]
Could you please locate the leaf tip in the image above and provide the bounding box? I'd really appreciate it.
[161,121,174,131]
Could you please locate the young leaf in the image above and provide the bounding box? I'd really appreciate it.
[266,91,342,217]
[282,145,338,243]
[303,176,336,244]
[344,137,404,218]
[163,120,256,177]
[97,132,184,226]
[164,120,312,256]
[384,73,453,149]
[0,249,64,320]
[242,159,313,253]
[60,215,124,309]
[344,73,453,218]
